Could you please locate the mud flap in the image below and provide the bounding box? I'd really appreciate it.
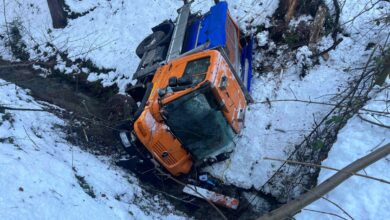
[240,34,253,92]
[183,184,239,210]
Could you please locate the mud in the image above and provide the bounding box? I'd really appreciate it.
[0,60,121,155]
[0,61,280,219]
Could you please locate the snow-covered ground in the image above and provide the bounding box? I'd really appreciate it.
[0,0,389,219]
[0,0,278,91]
[0,79,185,219]
[206,0,390,190]
[297,79,390,219]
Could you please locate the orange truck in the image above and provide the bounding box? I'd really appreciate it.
[114,0,253,208]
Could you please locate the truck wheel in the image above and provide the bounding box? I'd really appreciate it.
[107,94,138,122]
[136,31,166,58]
[114,120,135,153]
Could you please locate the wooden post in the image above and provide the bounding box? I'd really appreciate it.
[47,0,67,29]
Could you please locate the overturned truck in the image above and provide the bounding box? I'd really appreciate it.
[114,1,253,209]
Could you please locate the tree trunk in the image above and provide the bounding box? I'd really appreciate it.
[309,5,328,47]
[47,0,67,29]
[257,143,390,220]
[285,0,298,22]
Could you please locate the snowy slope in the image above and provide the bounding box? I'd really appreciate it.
[0,79,185,220]
[0,0,389,218]
[296,79,390,219]
[0,0,182,90]
[0,0,278,91]
[205,0,390,189]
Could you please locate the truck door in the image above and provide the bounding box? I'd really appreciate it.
[213,56,247,133]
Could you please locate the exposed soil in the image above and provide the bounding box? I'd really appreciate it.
[0,60,121,154]
[0,60,282,219]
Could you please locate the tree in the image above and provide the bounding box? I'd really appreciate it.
[257,143,390,220]
[47,0,67,29]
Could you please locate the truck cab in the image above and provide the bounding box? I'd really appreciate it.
[117,1,253,177]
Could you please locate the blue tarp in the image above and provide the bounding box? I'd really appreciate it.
[184,2,228,52]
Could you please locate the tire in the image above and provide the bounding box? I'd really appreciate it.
[136,31,166,58]
[114,121,156,176]
[107,94,138,123]
[114,120,135,153]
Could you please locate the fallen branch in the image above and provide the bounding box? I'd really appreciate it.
[0,106,46,112]
[358,114,390,129]
[258,143,390,220]
[23,126,40,151]
[0,61,55,69]
[263,157,390,184]
[254,98,390,115]
[155,168,228,220]
[310,38,343,59]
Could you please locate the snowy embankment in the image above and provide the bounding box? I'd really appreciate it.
[207,0,390,190]
[297,79,390,219]
[0,79,184,219]
[0,0,389,218]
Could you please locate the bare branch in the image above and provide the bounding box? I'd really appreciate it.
[263,157,390,184]
[258,143,390,220]
[302,208,349,220]
[1,105,46,112]
[358,114,390,129]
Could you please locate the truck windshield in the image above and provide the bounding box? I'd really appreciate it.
[162,86,234,162]
[183,56,210,85]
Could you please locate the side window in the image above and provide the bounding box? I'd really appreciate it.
[183,57,210,84]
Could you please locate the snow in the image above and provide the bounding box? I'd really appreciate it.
[256,31,269,47]
[202,0,390,192]
[0,0,182,91]
[0,0,279,92]
[0,79,185,220]
[0,0,389,218]
[296,79,390,219]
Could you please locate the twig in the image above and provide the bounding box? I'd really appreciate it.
[358,114,390,129]
[0,82,12,87]
[140,183,199,207]
[2,0,11,48]
[321,196,354,220]
[155,168,228,220]
[302,208,349,220]
[302,186,354,220]
[23,126,40,151]
[263,157,390,184]
[254,99,390,115]
[341,1,382,26]
[310,38,344,59]
[0,105,46,112]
